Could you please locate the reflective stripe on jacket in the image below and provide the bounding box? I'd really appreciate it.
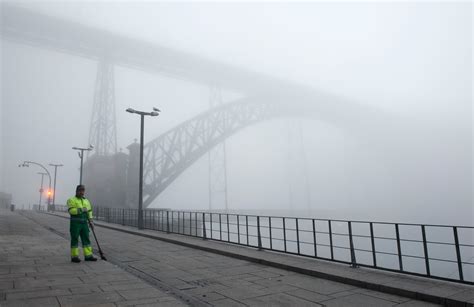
[67,196,93,221]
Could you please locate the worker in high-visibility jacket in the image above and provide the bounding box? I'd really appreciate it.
[67,185,98,263]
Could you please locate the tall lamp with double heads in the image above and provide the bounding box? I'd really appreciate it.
[126,107,160,229]
[72,145,93,185]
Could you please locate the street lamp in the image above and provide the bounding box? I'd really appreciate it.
[49,163,63,211]
[126,107,160,229]
[72,145,94,185]
[37,172,47,210]
[18,161,52,211]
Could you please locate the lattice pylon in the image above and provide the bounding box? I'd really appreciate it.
[88,59,117,156]
[208,84,229,212]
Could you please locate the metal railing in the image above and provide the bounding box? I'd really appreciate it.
[54,205,473,284]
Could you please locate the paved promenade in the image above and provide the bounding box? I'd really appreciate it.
[0,209,471,306]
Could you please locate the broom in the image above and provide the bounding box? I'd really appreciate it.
[88,220,107,261]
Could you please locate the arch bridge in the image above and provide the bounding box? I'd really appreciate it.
[2,5,385,208]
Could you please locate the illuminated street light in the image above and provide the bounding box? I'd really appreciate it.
[37,172,47,209]
[49,163,63,211]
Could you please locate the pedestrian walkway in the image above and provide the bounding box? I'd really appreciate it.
[0,209,186,307]
[2,209,463,306]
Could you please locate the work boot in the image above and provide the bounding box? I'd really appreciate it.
[71,257,81,263]
[85,256,98,261]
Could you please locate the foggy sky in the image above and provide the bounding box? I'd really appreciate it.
[1,1,472,225]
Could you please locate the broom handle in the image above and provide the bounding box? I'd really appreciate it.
[88,220,104,255]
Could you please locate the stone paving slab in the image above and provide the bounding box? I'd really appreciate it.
[0,209,187,307]
[20,210,452,306]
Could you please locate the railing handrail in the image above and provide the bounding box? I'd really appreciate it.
[53,204,473,228]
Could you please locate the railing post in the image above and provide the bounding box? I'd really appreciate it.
[395,224,403,271]
[257,216,262,250]
[283,217,287,252]
[171,211,174,232]
[269,217,273,250]
[160,210,163,231]
[370,222,377,267]
[312,219,318,257]
[237,215,241,244]
[296,218,300,255]
[122,208,125,226]
[246,215,249,245]
[202,213,207,240]
[227,214,230,242]
[348,221,358,268]
[421,225,430,276]
[453,226,464,281]
[166,210,170,233]
[210,213,213,239]
[195,212,198,236]
[219,214,222,241]
[329,220,334,260]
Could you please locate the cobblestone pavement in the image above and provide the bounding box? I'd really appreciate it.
[2,210,448,306]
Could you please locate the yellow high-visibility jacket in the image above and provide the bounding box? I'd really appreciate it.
[67,196,93,221]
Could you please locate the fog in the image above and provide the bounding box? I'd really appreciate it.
[1,1,472,226]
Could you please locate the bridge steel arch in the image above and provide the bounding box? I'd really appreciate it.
[141,91,393,208]
[141,96,295,207]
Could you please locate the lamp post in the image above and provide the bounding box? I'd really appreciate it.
[49,163,63,211]
[72,145,93,185]
[37,172,47,210]
[126,107,160,229]
[19,161,52,211]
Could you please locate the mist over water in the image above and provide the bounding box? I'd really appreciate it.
[1,1,472,228]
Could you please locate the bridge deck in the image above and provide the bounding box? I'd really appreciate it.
[1,209,471,306]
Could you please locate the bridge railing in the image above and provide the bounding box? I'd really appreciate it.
[54,205,473,284]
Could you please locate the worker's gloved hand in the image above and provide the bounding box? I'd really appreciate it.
[81,207,88,213]
[89,220,94,229]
